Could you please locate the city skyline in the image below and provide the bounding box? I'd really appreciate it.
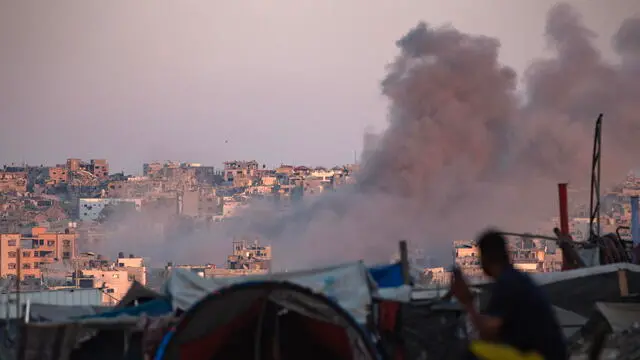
[1,1,637,173]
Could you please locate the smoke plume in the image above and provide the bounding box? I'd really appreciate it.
[100,3,640,271]
[259,3,640,270]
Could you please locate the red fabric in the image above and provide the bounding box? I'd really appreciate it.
[378,300,405,360]
[302,317,352,357]
[378,300,400,332]
[179,300,263,359]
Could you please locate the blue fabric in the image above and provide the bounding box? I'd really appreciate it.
[368,263,404,288]
[75,298,173,319]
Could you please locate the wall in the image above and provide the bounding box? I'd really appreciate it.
[48,167,68,185]
[0,234,20,277]
[78,198,142,221]
[1,229,77,279]
[0,288,102,318]
[81,269,132,305]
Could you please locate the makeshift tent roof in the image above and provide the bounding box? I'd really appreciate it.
[28,304,110,322]
[473,263,640,317]
[535,263,640,318]
[369,263,404,288]
[163,262,374,324]
[156,281,379,360]
[116,281,162,309]
[74,298,172,320]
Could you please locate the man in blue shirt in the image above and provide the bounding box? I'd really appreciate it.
[451,229,568,360]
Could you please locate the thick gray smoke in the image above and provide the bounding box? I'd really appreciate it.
[255,3,640,270]
[101,4,640,271]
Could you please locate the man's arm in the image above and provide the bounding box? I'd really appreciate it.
[464,302,503,341]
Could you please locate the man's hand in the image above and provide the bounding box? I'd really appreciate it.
[451,268,474,307]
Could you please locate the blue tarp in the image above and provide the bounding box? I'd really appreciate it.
[74,298,173,320]
[368,263,404,288]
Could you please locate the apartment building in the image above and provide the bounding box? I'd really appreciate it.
[48,167,68,185]
[224,160,259,182]
[80,269,132,305]
[78,198,142,221]
[0,171,27,193]
[0,227,76,279]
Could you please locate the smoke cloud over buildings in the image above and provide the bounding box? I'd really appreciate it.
[255,3,640,270]
[99,3,640,270]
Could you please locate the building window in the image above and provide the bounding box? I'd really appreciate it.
[8,263,16,269]
[8,251,17,258]
[33,262,39,268]
[33,251,39,257]
[22,263,30,269]
[63,252,71,259]
[47,240,55,246]
[63,240,71,246]
[39,239,44,245]
[7,240,16,246]
[128,274,136,281]
[112,273,119,278]
[22,251,30,257]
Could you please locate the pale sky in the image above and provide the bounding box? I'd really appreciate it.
[0,1,637,174]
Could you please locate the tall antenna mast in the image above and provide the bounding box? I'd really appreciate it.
[589,114,603,240]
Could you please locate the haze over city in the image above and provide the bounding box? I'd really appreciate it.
[1,1,638,173]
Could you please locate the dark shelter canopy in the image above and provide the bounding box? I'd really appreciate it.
[157,281,379,360]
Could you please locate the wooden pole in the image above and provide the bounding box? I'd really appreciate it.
[399,240,410,285]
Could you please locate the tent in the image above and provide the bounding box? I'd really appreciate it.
[162,262,374,324]
[155,281,380,360]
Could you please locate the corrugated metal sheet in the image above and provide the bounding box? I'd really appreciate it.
[0,288,102,318]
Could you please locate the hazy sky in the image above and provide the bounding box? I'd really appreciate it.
[0,1,637,174]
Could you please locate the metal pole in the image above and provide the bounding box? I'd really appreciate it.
[399,240,410,285]
[558,183,570,236]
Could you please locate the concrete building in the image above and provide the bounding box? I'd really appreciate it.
[78,198,142,221]
[66,158,82,171]
[116,254,147,285]
[80,269,132,305]
[89,159,109,180]
[0,227,76,279]
[0,171,27,193]
[143,162,163,177]
[48,167,68,185]
[227,238,271,271]
[223,160,259,182]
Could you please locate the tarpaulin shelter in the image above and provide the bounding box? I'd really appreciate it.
[162,262,375,324]
[117,281,162,308]
[18,282,175,360]
[155,281,380,360]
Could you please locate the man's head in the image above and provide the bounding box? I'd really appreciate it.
[477,229,511,278]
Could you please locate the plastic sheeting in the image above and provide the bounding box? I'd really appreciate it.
[163,262,374,324]
[368,263,404,288]
[74,298,172,320]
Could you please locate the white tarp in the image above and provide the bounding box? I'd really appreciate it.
[552,306,587,338]
[596,302,640,332]
[163,261,373,323]
[470,263,640,287]
[531,262,640,286]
